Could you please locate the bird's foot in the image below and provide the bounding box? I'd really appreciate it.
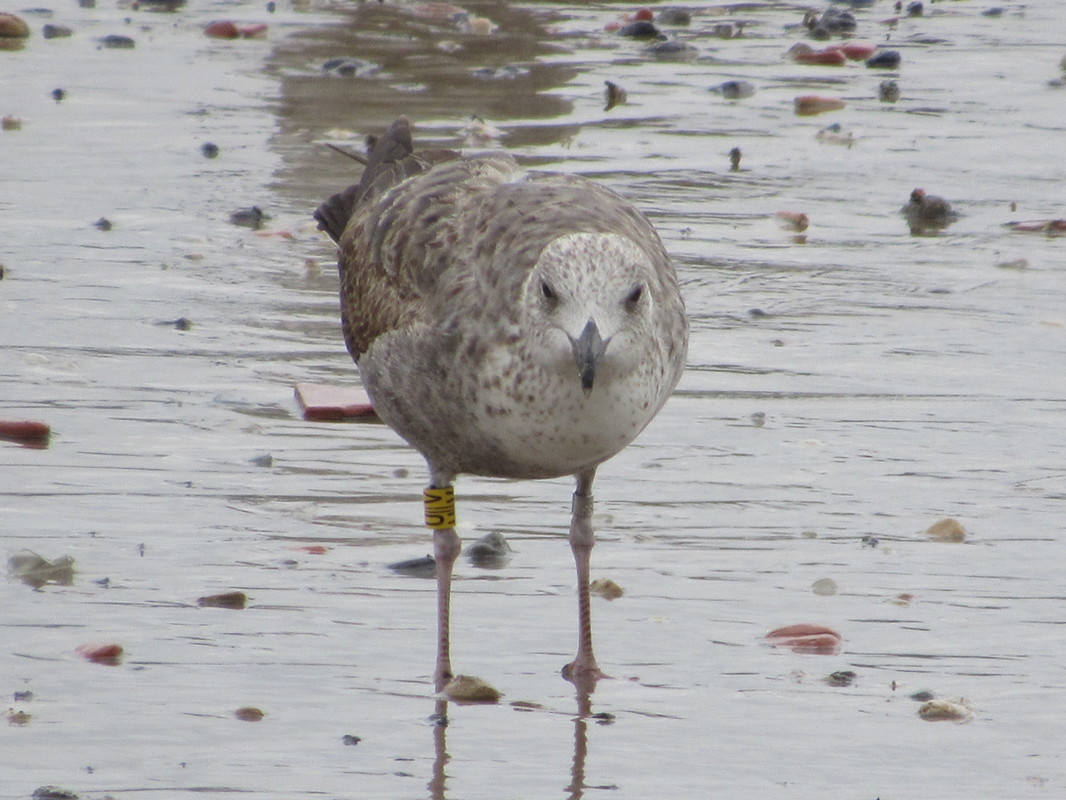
[561,660,609,691]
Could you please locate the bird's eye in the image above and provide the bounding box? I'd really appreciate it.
[624,284,644,309]
[540,280,557,302]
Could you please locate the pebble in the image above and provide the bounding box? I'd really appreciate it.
[341,734,361,745]
[918,697,973,722]
[657,8,690,26]
[811,577,837,596]
[866,50,902,69]
[716,80,755,100]
[805,8,857,38]
[0,12,30,38]
[590,577,624,600]
[234,706,265,721]
[153,316,192,330]
[32,788,79,800]
[197,591,248,609]
[201,142,220,158]
[926,517,966,542]
[645,39,697,59]
[617,20,659,39]
[879,79,901,102]
[98,34,136,49]
[442,675,501,703]
[388,555,436,578]
[824,670,856,686]
[42,23,73,39]
[465,531,512,568]
[94,217,113,231]
[229,206,267,228]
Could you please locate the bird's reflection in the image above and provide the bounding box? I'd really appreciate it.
[427,683,600,800]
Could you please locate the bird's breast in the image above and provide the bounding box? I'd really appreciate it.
[463,345,662,478]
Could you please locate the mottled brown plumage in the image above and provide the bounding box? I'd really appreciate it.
[315,117,687,692]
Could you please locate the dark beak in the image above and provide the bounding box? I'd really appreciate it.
[571,319,607,395]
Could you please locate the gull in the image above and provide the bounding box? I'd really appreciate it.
[315,117,687,693]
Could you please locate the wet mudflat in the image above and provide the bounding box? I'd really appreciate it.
[2,1,1066,798]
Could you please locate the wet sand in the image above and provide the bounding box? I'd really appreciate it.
[3,2,1066,798]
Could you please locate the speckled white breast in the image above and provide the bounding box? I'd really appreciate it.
[467,345,663,479]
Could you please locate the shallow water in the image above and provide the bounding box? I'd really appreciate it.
[3,1,1066,797]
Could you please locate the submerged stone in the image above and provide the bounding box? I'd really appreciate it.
[442,675,501,703]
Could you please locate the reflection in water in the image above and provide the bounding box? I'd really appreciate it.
[428,688,601,800]
[269,1,579,209]
[429,699,449,800]
[565,689,594,800]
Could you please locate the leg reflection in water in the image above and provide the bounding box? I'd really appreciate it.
[427,687,607,800]
[428,699,449,800]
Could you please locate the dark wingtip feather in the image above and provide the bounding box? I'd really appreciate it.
[314,118,417,244]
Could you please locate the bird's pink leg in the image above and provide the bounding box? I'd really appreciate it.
[433,526,461,692]
[563,468,607,686]
[425,473,460,693]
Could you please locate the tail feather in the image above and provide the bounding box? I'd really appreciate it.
[314,117,458,244]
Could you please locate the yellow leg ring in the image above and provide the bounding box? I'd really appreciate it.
[423,486,456,529]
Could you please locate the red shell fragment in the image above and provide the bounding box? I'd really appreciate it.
[204,21,239,39]
[794,96,846,116]
[793,48,847,66]
[765,623,843,655]
[76,643,124,665]
[835,42,877,60]
[0,420,51,446]
[295,382,375,421]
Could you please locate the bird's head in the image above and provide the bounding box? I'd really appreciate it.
[523,232,658,395]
